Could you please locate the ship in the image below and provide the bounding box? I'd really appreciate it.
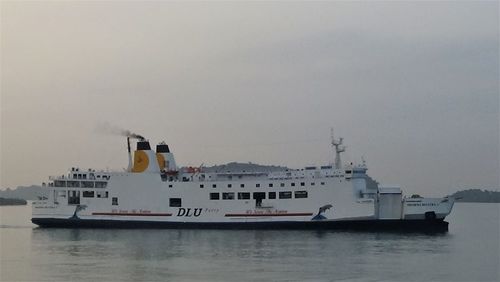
[32,134,455,231]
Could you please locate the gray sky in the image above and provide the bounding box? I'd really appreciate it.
[1,1,498,197]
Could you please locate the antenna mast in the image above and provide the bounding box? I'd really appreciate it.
[331,128,346,169]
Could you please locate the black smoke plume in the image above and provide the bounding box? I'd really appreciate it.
[96,123,145,140]
[122,130,145,140]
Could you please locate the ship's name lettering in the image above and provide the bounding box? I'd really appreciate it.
[177,208,202,217]
[407,203,437,207]
[245,210,288,215]
[110,209,152,214]
[204,208,219,213]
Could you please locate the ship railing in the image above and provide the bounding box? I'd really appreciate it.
[214,171,269,176]
[403,196,450,202]
[32,199,50,206]
[267,176,306,180]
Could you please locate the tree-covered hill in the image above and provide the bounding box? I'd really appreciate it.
[448,189,500,203]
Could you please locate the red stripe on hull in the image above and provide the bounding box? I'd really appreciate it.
[225,213,313,217]
[92,212,172,216]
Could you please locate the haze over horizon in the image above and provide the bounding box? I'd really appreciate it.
[1,1,498,197]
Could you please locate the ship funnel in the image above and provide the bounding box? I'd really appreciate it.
[156,142,177,172]
[131,140,160,173]
[127,137,132,171]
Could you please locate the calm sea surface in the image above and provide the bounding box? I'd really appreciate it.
[0,203,498,282]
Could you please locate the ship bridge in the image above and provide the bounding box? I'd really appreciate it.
[46,167,110,189]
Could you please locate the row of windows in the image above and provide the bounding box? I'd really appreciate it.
[166,191,308,208]
[73,173,88,179]
[67,190,308,208]
[53,180,108,188]
[168,182,327,189]
[63,190,109,205]
[81,191,109,198]
[209,191,308,200]
[71,173,109,180]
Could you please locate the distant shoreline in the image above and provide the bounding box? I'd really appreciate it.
[455,201,500,204]
[0,197,27,206]
[448,189,500,203]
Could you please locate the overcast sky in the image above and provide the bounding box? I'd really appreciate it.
[1,1,498,196]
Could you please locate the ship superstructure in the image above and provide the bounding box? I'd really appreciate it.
[32,136,455,231]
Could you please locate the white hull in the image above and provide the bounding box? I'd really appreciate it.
[32,139,455,231]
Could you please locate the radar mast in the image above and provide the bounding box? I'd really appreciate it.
[331,128,346,169]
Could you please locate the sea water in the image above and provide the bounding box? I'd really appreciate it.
[1,203,499,282]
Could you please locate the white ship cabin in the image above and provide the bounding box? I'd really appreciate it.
[183,165,358,183]
[41,139,376,207]
[126,140,368,184]
[47,167,110,187]
[44,168,111,204]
